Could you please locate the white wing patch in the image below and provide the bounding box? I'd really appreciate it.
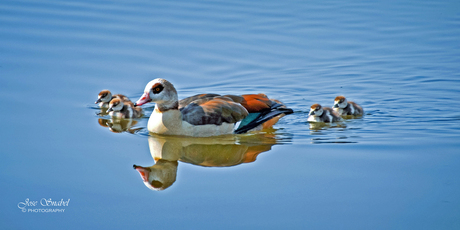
[325,111,333,122]
[233,120,242,131]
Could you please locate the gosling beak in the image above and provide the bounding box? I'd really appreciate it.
[135,92,151,107]
[107,107,113,112]
[95,98,102,104]
[309,111,315,116]
[333,104,339,108]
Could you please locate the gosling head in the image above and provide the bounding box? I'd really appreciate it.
[95,90,112,104]
[333,96,348,109]
[309,104,324,117]
[107,98,123,112]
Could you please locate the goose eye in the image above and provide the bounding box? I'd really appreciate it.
[152,85,164,94]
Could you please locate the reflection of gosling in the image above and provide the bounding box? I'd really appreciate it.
[333,96,364,116]
[107,98,142,118]
[133,162,178,191]
[308,104,342,123]
[95,90,131,108]
[98,118,139,134]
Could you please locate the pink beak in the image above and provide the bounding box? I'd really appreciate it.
[133,165,150,182]
[135,92,151,107]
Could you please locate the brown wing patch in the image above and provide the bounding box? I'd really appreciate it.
[181,96,248,126]
[236,94,273,113]
[179,93,221,109]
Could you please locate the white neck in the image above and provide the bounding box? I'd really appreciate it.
[147,106,183,135]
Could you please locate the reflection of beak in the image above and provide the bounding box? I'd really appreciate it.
[134,92,151,107]
[95,98,102,104]
[133,165,150,182]
[333,104,339,108]
[107,107,113,112]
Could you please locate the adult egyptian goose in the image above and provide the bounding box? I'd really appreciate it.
[95,90,131,108]
[333,96,364,116]
[107,98,143,119]
[134,78,293,137]
[308,103,342,123]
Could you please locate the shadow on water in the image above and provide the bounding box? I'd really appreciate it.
[133,133,289,191]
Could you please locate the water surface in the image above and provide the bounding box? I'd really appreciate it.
[1,0,460,229]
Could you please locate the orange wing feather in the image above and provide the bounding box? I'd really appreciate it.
[234,94,273,113]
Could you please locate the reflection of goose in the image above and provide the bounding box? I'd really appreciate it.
[134,78,293,137]
[133,134,282,191]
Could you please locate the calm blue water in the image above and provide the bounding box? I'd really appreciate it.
[1,0,460,229]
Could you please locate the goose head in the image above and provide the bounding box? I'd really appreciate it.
[135,78,179,111]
